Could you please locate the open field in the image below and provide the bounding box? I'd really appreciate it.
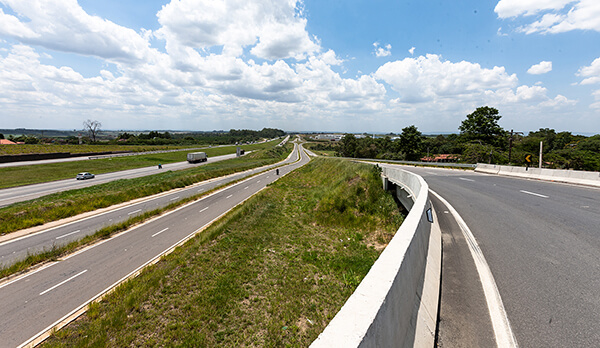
[0,140,280,189]
[42,158,403,347]
[0,144,200,156]
[0,144,290,236]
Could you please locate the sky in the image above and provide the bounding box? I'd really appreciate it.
[0,0,598,134]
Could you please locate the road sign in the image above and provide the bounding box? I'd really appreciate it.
[525,154,532,163]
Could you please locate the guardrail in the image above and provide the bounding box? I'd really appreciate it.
[311,165,441,347]
[475,163,600,188]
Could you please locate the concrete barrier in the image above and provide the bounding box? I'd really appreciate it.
[476,163,600,187]
[311,165,441,348]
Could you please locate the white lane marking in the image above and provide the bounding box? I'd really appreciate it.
[40,270,88,296]
[267,176,270,178]
[128,209,142,215]
[459,177,475,182]
[425,171,437,175]
[430,190,519,348]
[0,262,58,290]
[169,196,180,201]
[244,186,249,190]
[199,207,209,213]
[226,194,233,199]
[519,190,548,198]
[55,230,81,240]
[151,228,169,238]
[198,188,204,192]
[257,180,261,183]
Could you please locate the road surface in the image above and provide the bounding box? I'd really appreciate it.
[394,165,600,347]
[0,143,309,347]
[0,153,240,207]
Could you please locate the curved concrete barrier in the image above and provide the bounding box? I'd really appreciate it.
[476,163,600,188]
[311,165,441,348]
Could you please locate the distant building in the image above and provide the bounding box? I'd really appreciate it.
[0,139,16,145]
[420,154,460,163]
[314,134,344,141]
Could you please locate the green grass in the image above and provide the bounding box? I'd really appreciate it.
[42,158,403,347]
[0,140,280,189]
[0,144,291,236]
[0,144,197,156]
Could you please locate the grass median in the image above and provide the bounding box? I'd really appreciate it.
[0,140,280,189]
[0,144,291,236]
[43,157,404,347]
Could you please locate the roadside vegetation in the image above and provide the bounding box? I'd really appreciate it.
[304,106,600,171]
[0,144,292,279]
[42,158,403,347]
[0,144,195,156]
[0,128,285,148]
[0,144,291,236]
[0,140,280,189]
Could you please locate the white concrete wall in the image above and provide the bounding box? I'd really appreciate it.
[475,164,600,187]
[311,166,440,348]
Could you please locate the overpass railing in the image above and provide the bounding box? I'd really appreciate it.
[311,165,441,348]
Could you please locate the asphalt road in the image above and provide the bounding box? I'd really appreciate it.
[0,143,309,347]
[396,165,600,347]
[0,149,296,268]
[0,153,240,207]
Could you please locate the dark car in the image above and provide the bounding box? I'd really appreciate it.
[76,172,95,180]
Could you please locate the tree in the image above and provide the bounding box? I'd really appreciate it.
[83,119,102,142]
[398,125,424,161]
[459,106,505,145]
[337,134,358,157]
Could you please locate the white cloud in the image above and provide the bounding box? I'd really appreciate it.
[0,0,590,132]
[495,0,574,18]
[527,61,552,74]
[591,89,600,109]
[495,0,600,34]
[156,0,319,60]
[408,47,415,55]
[0,0,157,64]
[373,42,391,58]
[577,57,600,85]
[374,54,518,103]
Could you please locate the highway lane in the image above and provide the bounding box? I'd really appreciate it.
[0,153,240,208]
[0,143,309,347]
[391,165,600,347]
[0,148,298,268]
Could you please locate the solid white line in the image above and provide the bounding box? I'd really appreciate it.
[199,207,209,213]
[519,190,548,198]
[127,209,142,215]
[55,230,81,240]
[459,177,475,182]
[169,196,180,201]
[151,228,169,238]
[40,270,88,296]
[430,190,519,348]
[226,194,233,199]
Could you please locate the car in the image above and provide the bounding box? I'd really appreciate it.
[76,172,95,180]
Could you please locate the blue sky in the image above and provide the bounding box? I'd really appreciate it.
[0,0,598,134]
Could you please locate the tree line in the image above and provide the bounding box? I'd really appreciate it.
[330,106,600,171]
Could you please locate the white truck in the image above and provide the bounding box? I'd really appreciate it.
[187,151,208,163]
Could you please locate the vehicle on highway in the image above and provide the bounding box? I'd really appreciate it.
[76,172,95,180]
[187,152,208,163]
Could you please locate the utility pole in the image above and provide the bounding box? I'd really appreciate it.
[539,141,543,168]
[508,129,523,165]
